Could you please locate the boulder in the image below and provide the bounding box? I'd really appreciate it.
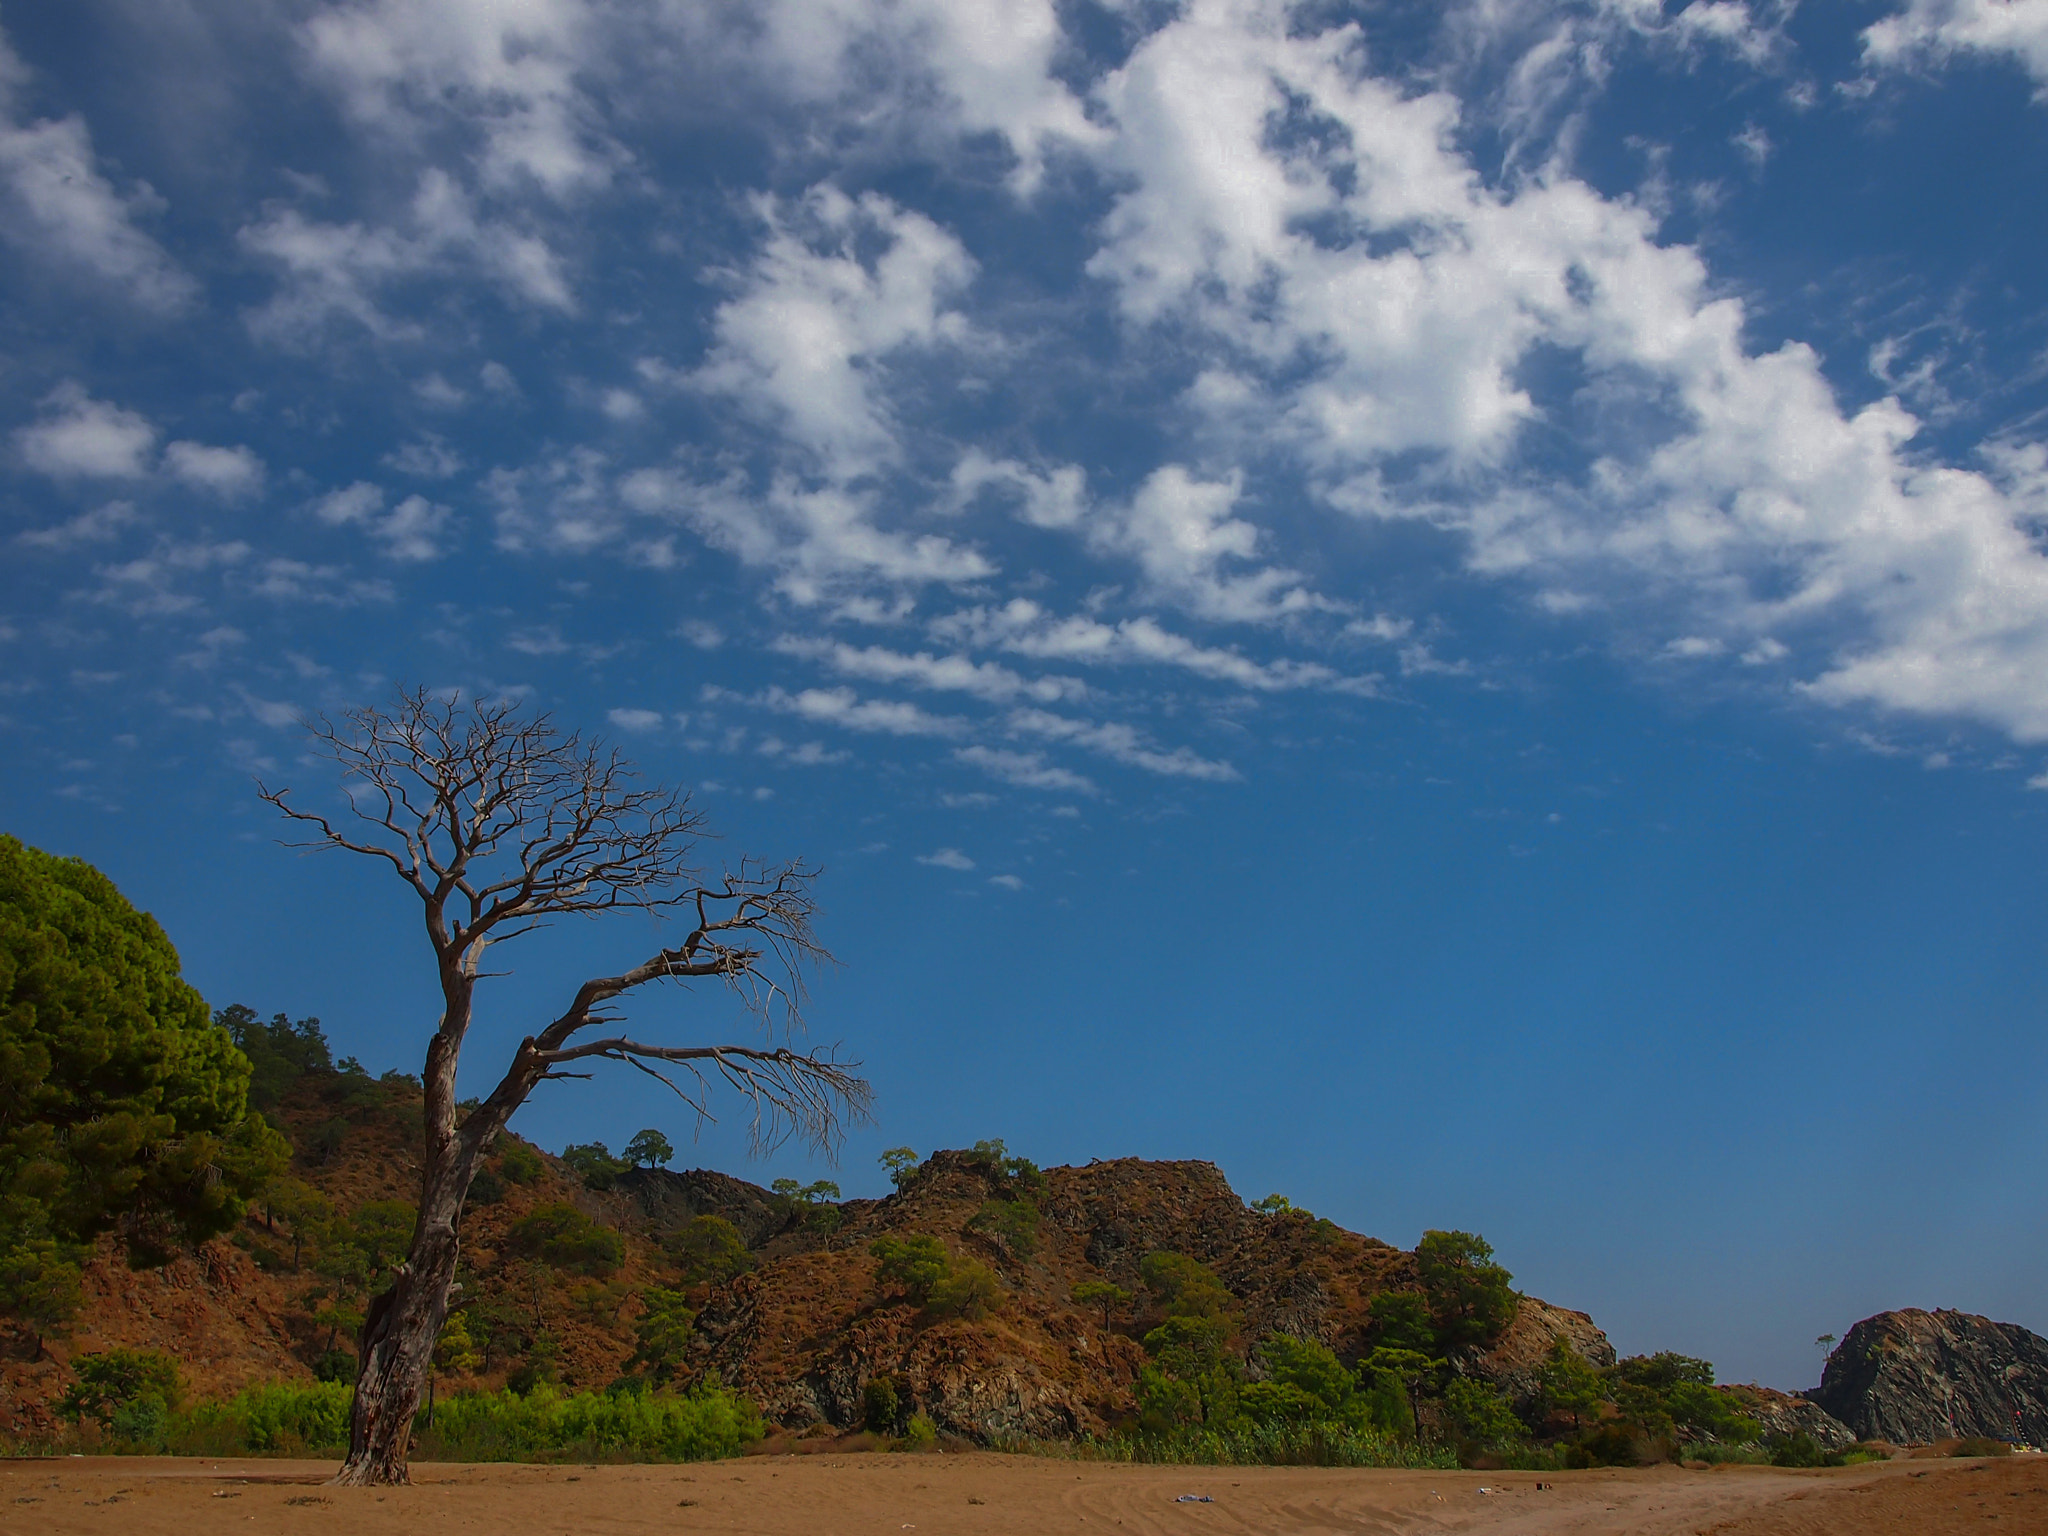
[1810,1309,2048,1446]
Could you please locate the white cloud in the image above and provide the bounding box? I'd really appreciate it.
[932,600,1376,694]
[16,500,140,549]
[774,636,1087,705]
[618,467,993,604]
[164,441,265,499]
[0,28,195,312]
[313,481,454,561]
[1863,0,2048,92]
[383,434,466,479]
[730,0,1103,192]
[988,873,1024,890]
[694,185,976,479]
[607,708,665,732]
[241,169,573,343]
[1007,706,1240,782]
[759,685,967,738]
[302,0,622,197]
[916,847,976,870]
[16,384,156,479]
[1062,0,2048,744]
[953,745,1098,795]
[235,686,302,729]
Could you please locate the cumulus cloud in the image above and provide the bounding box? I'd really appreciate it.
[241,169,573,343]
[618,467,993,604]
[0,29,195,312]
[694,185,976,479]
[1064,0,2048,743]
[313,481,454,561]
[1862,0,2048,92]
[302,0,623,197]
[607,707,665,732]
[16,384,156,478]
[164,441,265,499]
[916,846,976,870]
[952,745,1098,794]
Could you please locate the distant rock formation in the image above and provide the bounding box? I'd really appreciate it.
[1460,1295,1615,1412]
[617,1164,793,1248]
[1810,1309,2048,1445]
[1727,1384,1856,1450]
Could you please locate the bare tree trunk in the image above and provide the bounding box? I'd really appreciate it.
[333,1074,496,1486]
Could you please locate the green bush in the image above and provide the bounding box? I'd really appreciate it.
[417,1383,763,1462]
[1102,1420,1455,1468]
[667,1214,753,1286]
[61,1347,182,1427]
[468,1168,507,1206]
[864,1376,901,1432]
[967,1199,1041,1259]
[171,1381,354,1456]
[561,1142,626,1192]
[870,1235,950,1305]
[1951,1436,2012,1458]
[901,1412,939,1449]
[498,1142,544,1185]
[507,1203,625,1276]
[927,1258,1001,1319]
[1442,1377,1526,1453]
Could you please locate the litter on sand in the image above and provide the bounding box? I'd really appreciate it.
[1174,1494,1215,1503]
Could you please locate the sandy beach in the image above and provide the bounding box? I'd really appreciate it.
[6,1451,2045,1536]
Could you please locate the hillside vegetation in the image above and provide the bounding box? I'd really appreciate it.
[0,1008,1862,1468]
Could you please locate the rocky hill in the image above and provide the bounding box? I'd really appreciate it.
[1811,1309,2048,1446]
[1,1062,1624,1442]
[10,1058,2046,1455]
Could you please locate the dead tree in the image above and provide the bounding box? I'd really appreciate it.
[259,688,869,1485]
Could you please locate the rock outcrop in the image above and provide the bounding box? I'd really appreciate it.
[1460,1295,1616,1411]
[1810,1309,2048,1445]
[1725,1384,1856,1450]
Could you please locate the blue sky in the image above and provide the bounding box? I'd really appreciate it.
[4,0,2048,1390]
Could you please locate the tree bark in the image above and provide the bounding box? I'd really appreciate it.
[332,1182,462,1484]
[332,1089,495,1485]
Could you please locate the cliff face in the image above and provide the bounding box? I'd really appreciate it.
[1810,1309,2048,1445]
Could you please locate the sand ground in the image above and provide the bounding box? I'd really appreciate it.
[5,1451,2046,1536]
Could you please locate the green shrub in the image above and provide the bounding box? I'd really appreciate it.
[468,1168,507,1206]
[417,1384,763,1462]
[507,1203,625,1276]
[498,1142,544,1185]
[61,1347,182,1427]
[1443,1377,1526,1453]
[561,1142,626,1192]
[1572,1423,1641,1467]
[1952,1436,2012,1458]
[172,1382,354,1456]
[1140,1252,1235,1320]
[864,1376,901,1432]
[870,1235,950,1305]
[967,1199,1040,1259]
[1102,1420,1455,1468]
[667,1215,752,1286]
[927,1258,1001,1319]
[902,1412,939,1449]
[630,1286,696,1381]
